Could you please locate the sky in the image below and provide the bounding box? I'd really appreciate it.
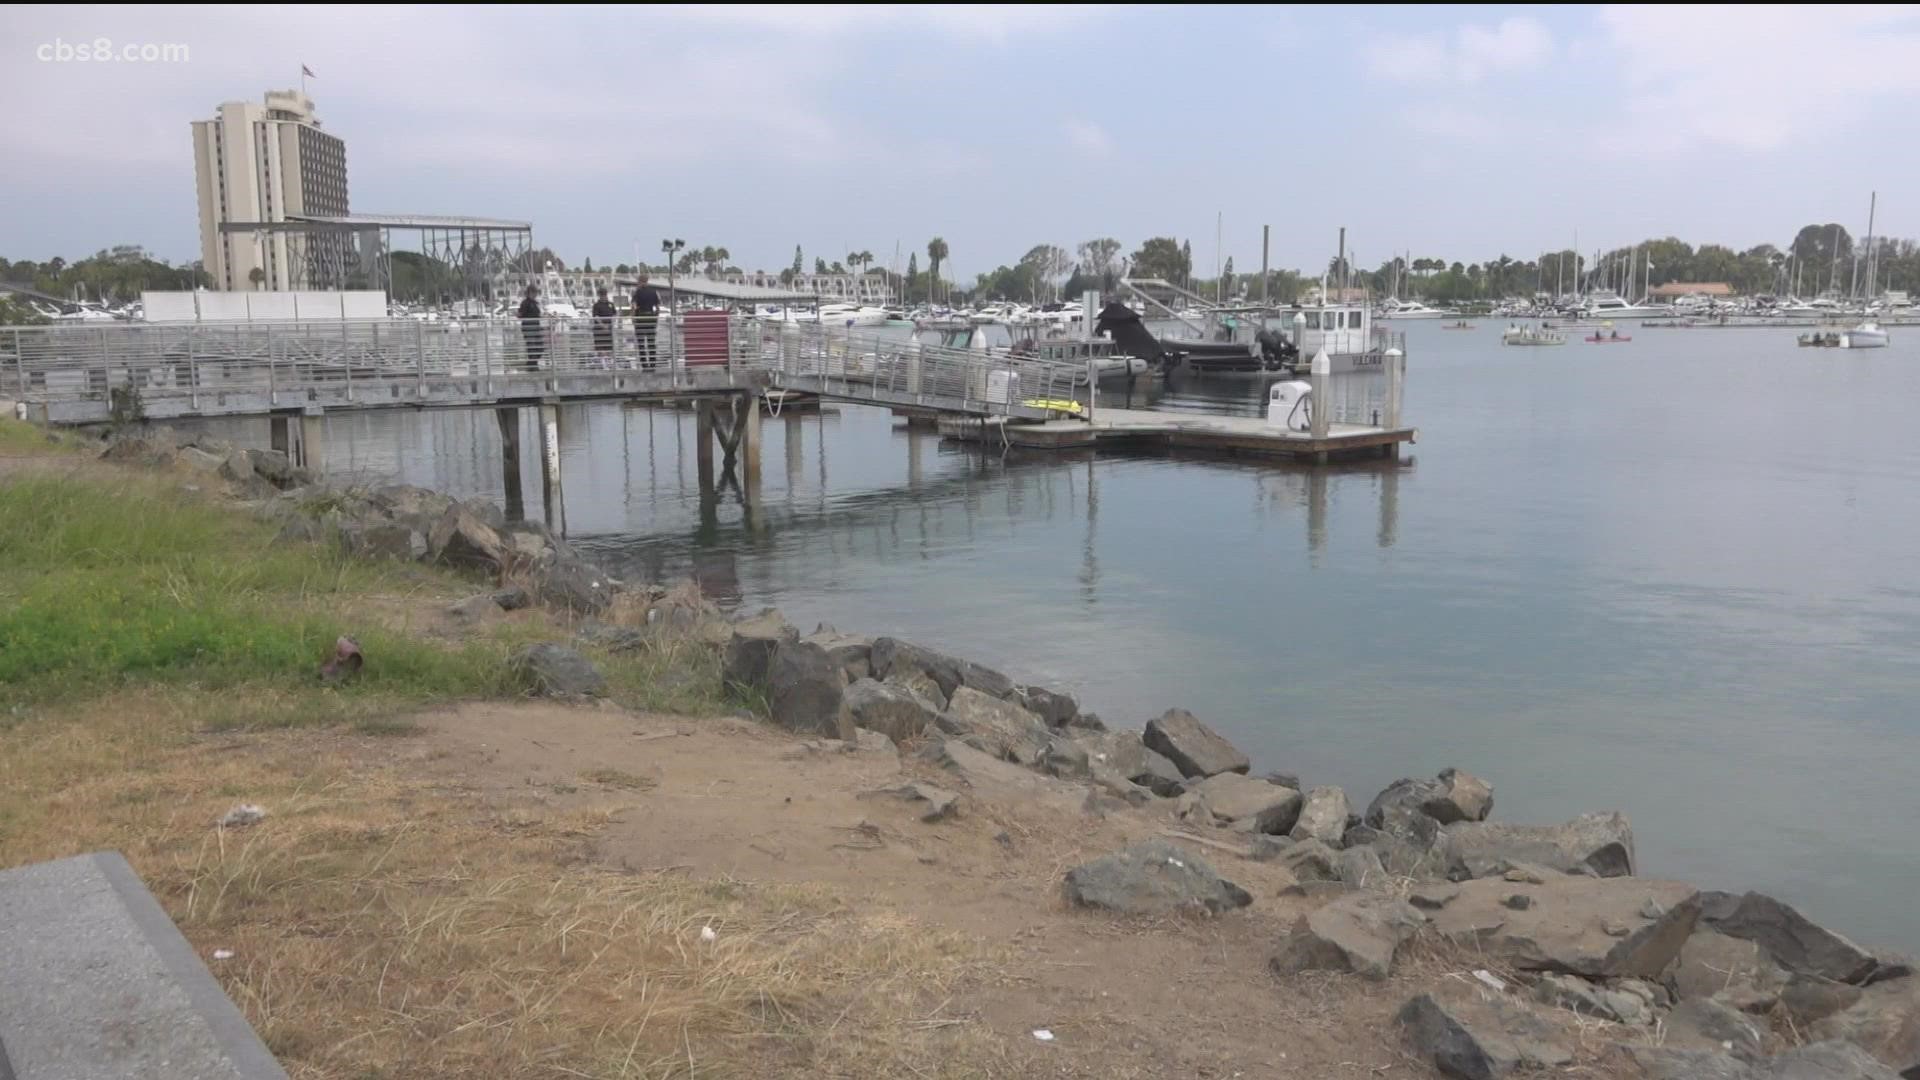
[5,4,1919,280]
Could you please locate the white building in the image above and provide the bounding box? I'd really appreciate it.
[191,90,349,292]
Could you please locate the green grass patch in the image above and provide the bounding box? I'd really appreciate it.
[0,470,508,714]
[0,418,83,454]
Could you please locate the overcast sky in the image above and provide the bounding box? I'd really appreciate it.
[5,4,1916,278]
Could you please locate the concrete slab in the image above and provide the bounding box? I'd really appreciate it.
[0,851,286,1079]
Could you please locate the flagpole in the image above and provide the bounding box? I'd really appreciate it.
[301,68,307,98]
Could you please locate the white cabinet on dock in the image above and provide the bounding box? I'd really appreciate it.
[1267,381,1312,431]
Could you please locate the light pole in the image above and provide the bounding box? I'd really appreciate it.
[660,238,684,316]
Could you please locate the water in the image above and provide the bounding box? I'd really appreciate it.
[194,322,1920,949]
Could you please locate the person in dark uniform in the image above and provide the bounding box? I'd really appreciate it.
[591,287,616,366]
[517,285,544,371]
[631,273,661,370]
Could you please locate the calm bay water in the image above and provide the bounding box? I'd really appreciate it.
[195,321,1920,949]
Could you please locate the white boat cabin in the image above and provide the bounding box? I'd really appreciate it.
[1287,304,1373,356]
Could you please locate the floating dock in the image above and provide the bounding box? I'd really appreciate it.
[920,406,1414,463]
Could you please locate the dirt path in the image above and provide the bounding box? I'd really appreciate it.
[410,702,1525,1079]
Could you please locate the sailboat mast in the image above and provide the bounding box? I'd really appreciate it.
[1865,191,1878,299]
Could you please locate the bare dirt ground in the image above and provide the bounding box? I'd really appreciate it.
[407,702,1638,1079]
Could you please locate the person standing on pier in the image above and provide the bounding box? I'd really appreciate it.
[517,285,545,371]
[631,273,661,371]
[591,287,616,366]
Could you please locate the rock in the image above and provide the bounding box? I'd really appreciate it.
[863,782,959,823]
[1365,778,1448,845]
[368,484,457,522]
[1039,737,1091,780]
[1273,892,1426,980]
[1534,973,1653,1024]
[1668,927,1791,1011]
[509,643,606,698]
[1503,893,1534,911]
[1087,765,1153,807]
[936,687,1051,766]
[1426,876,1701,978]
[802,628,872,683]
[849,729,895,755]
[1081,788,1134,818]
[842,678,940,746]
[870,637,1014,702]
[768,641,854,741]
[915,738,1088,813]
[1781,975,1867,1028]
[1066,710,1107,732]
[1190,773,1301,834]
[574,622,648,653]
[217,449,256,484]
[1438,812,1636,880]
[529,552,615,615]
[1808,974,1920,1078]
[1016,685,1080,729]
[1698,891,1879,986]
[1500,861,1560,885]
[1141,709,1249,779]
[883,668,949,712]
[1062,840,1252,917]
[723,609,799,689]
[1396,992,1575,1079]
[427,504,508,570]
[1290,786,1351,846]
[1279,839,1341,882]
[1336,844,1390,889]
[178,445,225,473]
[1613,1045,1752,1080]
[1249,835,1295,862]
[460,498,507,533]
[217,804,267,829]
[492,585,532,611]
[340,520,427,561]
[251,448,292,483]
[1428,768,1494,824]
[446,594,504,623]
[1408,883,1460,910]
[1077,731,1185,797]
[1666,996,1767,1062]
[1760,1040,1905,1079]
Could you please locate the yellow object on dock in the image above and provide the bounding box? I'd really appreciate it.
[1021,399,1085,418]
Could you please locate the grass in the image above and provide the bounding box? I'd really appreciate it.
[0,424,1010,1077]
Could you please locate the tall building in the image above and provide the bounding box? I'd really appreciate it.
[191,90,348,291]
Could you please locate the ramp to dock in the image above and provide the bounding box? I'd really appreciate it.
[0,852,287,1080]
[934,406,1414,461]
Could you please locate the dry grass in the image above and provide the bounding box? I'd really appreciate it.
[0,689,1009,1079]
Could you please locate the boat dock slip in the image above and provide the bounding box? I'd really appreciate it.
[928,408,1415,462]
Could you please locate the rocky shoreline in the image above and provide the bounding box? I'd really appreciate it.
[97,428,1920,1079]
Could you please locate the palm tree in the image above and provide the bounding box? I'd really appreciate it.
[927,238,948,303]
[247,266,266,291]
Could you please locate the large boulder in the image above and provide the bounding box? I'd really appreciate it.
[509,643,606,698]
[250,447,293,484]
[340,520,426,561]
[936,687,1051,766]
[528,551,615,614]
[1366,768,1495,835]
[1142,709,1249,779]
[427,504,508,570]
[1062,840,1251,917]
[1038,736,1091,780]
[1612,1045,1753,1080]
[1290,786,1350,846]
[1698,891,1880,986]
[1272,892,1425,980]
[915,738,1087,813]
[723,609,799,689]
[1667,927,1791,1011]
[368,483,457,524]
[1761,1040,1906,1079]
[1190,773,1302,834]
[1077,730,1184,797]
[1336,845,1390,889]
[1439,812,1637,880]
[1014,684,1080,729]
[870,637,1014,701]
[1278,839,1341,882]
[1426,875,1701,979]
[768,640,854,741]
[1396,992,1575,1079]
[217,449,256,484]
[884,668,949,711]
[802,627,872,683]
[843,678,940,745]
[1665,996,1767,1062]
[1808,975,1920,1077]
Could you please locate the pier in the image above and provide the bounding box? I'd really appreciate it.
[3,315,1411,526]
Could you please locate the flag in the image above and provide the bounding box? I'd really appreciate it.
[302,64,316,78]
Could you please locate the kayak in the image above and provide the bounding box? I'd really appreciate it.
[1585,336,1632,343]
[1023,398,1085,417]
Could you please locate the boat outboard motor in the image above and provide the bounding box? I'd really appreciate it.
[1094,301,1172,369]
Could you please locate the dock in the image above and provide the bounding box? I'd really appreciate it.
[926,407,1414,462]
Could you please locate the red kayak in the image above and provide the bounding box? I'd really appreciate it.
[1585,335,1632,343]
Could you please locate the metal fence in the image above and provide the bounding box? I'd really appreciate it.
[1,316,1087,424]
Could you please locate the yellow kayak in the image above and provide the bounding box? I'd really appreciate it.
[1022,398,1085,417]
